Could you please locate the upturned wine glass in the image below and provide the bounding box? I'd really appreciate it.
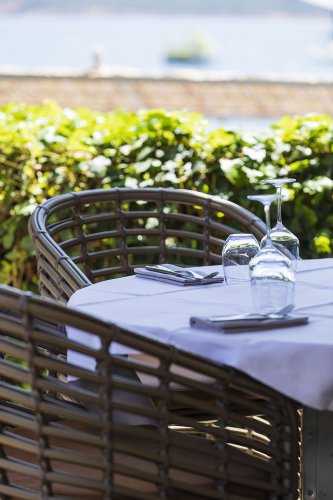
[247,194,295,315]
[261,178,299,265]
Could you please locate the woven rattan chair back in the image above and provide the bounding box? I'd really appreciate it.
[29,188,265,302]
[0,285,299,499]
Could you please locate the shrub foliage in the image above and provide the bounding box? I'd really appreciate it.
[0,101,332,289]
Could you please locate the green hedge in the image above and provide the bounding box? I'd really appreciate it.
[1,100,332,290]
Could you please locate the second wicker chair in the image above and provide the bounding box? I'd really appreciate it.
[29,187,265,302]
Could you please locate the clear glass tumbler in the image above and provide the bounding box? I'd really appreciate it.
[222,234,260,284]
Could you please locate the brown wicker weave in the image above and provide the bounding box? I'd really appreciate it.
[0,285,299,499]
[28,188,266,302]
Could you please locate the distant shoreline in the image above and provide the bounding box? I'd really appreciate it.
[0,4,328,16]
[0,0,326,16]
[0,10,328,18]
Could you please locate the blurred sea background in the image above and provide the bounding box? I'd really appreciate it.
[0,0,332,75]
[0,0,332,128]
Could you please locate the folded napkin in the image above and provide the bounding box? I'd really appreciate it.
[190,314,309,333]
[134,267,224,286]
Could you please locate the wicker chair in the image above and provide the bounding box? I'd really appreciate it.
[0,285,299,499]
[29,187,266,302]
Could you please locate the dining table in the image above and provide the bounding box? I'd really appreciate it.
[67,257,333,500]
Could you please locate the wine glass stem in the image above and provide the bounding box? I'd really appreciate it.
[264,203,273,245]
[276,186,283,225]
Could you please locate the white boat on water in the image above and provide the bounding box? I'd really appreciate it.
[166,33,213,65]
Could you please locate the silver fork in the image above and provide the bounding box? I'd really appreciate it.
[145,264,219,280]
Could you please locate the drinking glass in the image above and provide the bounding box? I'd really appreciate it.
[222,234,259,284]
[247,194,295,315]
[261,178,300,266]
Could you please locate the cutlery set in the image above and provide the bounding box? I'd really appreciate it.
[144,264,220,281]
[134,264,223,286]
[190,311,308,333]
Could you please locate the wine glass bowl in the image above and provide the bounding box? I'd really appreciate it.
[247,194,295,315]
[261,177,299,264]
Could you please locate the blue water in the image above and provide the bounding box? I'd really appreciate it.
[0,13,333,77]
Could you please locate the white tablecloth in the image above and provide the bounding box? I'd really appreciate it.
[67,258,333,411]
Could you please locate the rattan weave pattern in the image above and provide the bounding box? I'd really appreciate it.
[29,188,266,302]
[0,285,299,499]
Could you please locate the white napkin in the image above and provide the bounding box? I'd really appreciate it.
[190,314,309,332]
[134,267,224,286]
